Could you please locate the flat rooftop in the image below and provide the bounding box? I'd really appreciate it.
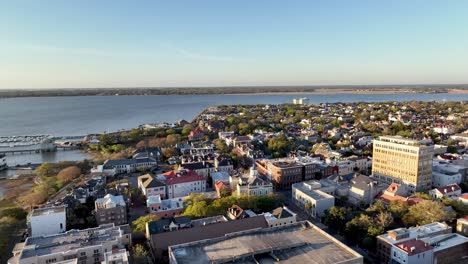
[169,221,363,264]
[31,206,66,216]
[376,136,423,147]
[19,224,128,259]
[271,160,302,169]
[292,182,334,201]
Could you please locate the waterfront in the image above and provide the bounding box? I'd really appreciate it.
[0,150,91,179]
[1,93,467,137]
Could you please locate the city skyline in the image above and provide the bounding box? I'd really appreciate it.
[1,0,468,89]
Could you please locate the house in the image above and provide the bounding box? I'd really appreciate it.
[95,194,127,226]
[188,128,204,141]
[429,184,462,199]
[210,171,230,187]
[226,204,247,220]
[390,233,468,264]
[292,181,335,218]
[102,249,130,264]
[459,193,468,205]
[432,160,465,187]
[376,222,451,263]
[145,216,191,238]
[92,157,157,176]
[147,195,185,219]
[138,174,166,198]
[178,161,215,179]
[235,167,273,197]
[28,206,66,237]
[214,156,234,173]
[391,239,434,264]
[263,206,297,227]
[456,217,468,236]
[348,174,385,206]
[214,181,230,197]
[378,183,409,204]
[162,170,206,199]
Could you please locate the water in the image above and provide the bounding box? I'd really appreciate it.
[0,93,466,137]
[3,150,91,166]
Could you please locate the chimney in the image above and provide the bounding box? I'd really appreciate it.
[410,246,415,253]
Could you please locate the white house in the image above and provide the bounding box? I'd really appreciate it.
[390,239,434,264]
[292,181,335,218]
[429,184,462,200]
[263,207,297,227]
[29,206,66,237]
[163,170,206,199]
[348,174,385,207]
[138,174,166,198]
[92,157,157,176]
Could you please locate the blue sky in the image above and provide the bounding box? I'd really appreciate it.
[1,0,468,88]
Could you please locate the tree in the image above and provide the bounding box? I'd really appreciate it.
[366,200,386,215]
[162,147,178,159]
[376,211,393,228]
[132,215,161,233]
[388,200,409,220]
[57,166,82,184]
[136,140,148,149]
[0,207,27,220]
[35,163,55,177]
[402,200,451,227]
[166,134,181,146]
[133,244,148,256]
[323,206,348,232]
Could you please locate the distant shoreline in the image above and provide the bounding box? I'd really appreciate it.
[0,86,467,98]
[231,88,468,95]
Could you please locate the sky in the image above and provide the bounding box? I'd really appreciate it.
[1,0,468,89]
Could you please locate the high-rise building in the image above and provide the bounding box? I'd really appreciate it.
[372,136,434,192]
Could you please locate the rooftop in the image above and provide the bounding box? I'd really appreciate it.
[150,216,268,252]
[395,239,433,256]
[31,206,66,217]
[169,221,363,264]
[379,222,451,244]
[95,194,126,209]
[420,233,468,253]
[292,181,334,201]
[17,224,129,260]
[377,136,424,147]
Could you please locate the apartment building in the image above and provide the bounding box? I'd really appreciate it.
[255,158,306,189]
[376,222,451,263]
[28,206,66,237]
[162,170,206,198]
[390,233,468,264]
[95,194,127,226]
[372,136,434,192]
[292,181,335,218]
[8,224,131,264]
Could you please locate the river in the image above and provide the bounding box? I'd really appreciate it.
[1,93,467,137]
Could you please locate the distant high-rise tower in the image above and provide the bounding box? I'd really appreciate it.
[372,136,433,193]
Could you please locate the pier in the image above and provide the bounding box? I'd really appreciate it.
[0,135,86,155]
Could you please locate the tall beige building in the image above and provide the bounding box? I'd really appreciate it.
[372,136,433,192]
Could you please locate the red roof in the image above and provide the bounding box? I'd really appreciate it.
[386,183,401,194]
[165,174,205,185]
[435,184,461,194]
[215,181,226,191]
[163,169,205,185]
[396,239,432,256]
[460,194,468,200]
